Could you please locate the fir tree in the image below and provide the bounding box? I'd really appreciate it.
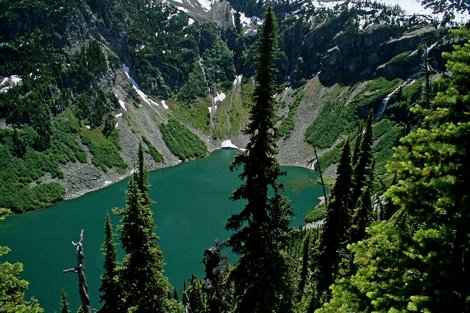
[317,27,470,313]
[137,142,151,205]
[185,276,207,313]
[225,5,294,312]
[350,161,374,244]
[98,213,120,313]
[118,150,171,312]
[350,112,373,210]
[202,243,230,313]
[312,140,353,306]
[60,290,71,313]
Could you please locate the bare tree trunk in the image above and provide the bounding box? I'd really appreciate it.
[63,229,91,313]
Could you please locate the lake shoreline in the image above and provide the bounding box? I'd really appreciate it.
[60,143,316,203]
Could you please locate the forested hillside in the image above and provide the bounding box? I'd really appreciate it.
[1,0,469,312]
[0,0,465,212]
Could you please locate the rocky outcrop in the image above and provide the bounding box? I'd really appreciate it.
[319,25,444,85]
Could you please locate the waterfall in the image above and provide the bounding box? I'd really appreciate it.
[374,79,414,122]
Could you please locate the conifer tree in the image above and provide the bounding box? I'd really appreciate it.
[185,276,207,313]
[98,213,120,313]
[137,142,151,205]
[350,161,374,244]
[317,28,470,313]
[312,140,353,305]
[225,5,294,312]
[60,290,71,313]
[118,150,171,312]
[350,112,373,210]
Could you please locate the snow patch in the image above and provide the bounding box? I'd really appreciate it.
[233,75,242,86]
[196,0,213,11]
[221,139,240,150]
[123,64,160,107]
[161,100,169,110]
[115,113,123,118]
[213,92,226,104]
[103,180,112,186]
[85,125,91,130]
[0,75,22,93]
[208,105,218,114]
[118,99,127,111]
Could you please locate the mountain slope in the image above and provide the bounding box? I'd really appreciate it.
[0,0,463,212]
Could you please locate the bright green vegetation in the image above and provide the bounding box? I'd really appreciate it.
[388,50,413,64]
[212,80,253,139]
[142,136,164,164]
[305,99,352,149]
[317,28,470,312]
[171,98,211,135]
[0,102,126,212]
[278,88,304,139]
[372,119,402,177]
[80,128,127,173]
[304,201,326,223]
[160,119,208,161]
[351,77,401,110]
[0,110,86,212]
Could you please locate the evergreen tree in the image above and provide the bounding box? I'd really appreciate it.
[60,290,71,313]
[185,276,207,313]
[202,243,230,313]
[118,150,171,312]
[318,27,470,313]
[312,140,353,306]
[137,142,151,205]
[225,5,294,312]
[350,161,374,244]
[350,112,373,210]
[98,213,120,313]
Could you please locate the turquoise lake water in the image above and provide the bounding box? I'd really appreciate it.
[0,149,322,312]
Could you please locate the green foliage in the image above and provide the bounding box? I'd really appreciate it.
[203,39,236,90]
[142,136,164,164]
[388,50,412,65]
[304,203,326,223]
[226,7,295,312]
[60,290,71,313]
[278,88,304,139]
[118,150,173,312]
[80,128,127,173]
[185,276,207,313]
[313,141,353,305]
[98,213,120,313]
[372,119,402,177]
[352,78,401,111]
[171,98,211,135]
[320,27,470,313]
[175,60,208,105]
[305,99,356,149]
[160,119,207,161]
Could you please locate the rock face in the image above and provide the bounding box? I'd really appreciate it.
[319,26,444,85]
[0,0,460,208]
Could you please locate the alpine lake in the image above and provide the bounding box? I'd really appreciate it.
[0,149,323,312]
